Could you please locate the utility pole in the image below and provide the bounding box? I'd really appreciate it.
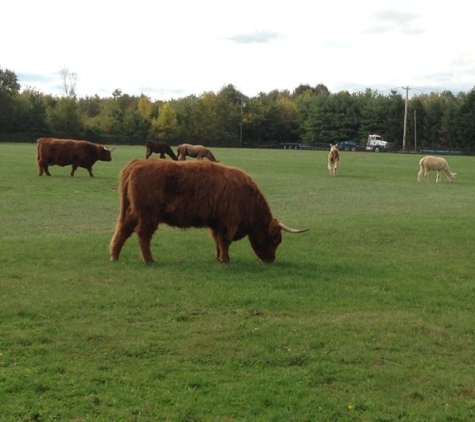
[402,86,411,151]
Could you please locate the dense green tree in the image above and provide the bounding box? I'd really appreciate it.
[246,91,298,146]
[215,84,243,146]
[453,87,475,148]
[0,67,20,93]
[0,67,21,134]
[173,92,219,143]
[418,93,445,147]
[292,84,314,97]
[97,97,124,137]
[408,96,426,150]
[195,92,220,143]
[150,103,179,141]
[17,89,49,134]
[245,93,276,145]
[314,84,331,96]
[275,93,299,143]
[384,90,405,147]
[295,90,320,143]
[322,91,361,142]
[123,109,150,140]
[46,97,83,137]
[438,91,458,148]
[79,95,102,118]
[137,95,153,121]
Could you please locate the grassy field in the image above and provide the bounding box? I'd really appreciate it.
[1,142,475,421]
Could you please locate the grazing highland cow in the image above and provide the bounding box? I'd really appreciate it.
[36,138,113,177]
[110,159,308,263]
[417,156,456,183]
[145,140,178,160]
[327,143,340,176]
[177,143,218,161]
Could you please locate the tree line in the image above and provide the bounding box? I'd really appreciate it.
[1,66,475,150]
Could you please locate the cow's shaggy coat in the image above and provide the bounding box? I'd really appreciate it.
[417,155,456,183]
[327,144,340,176]
[145,140,178,160]
[36,138,113,177]
[110,159,308,264]
[177,143,218,161]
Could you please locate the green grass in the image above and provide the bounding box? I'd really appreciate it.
[1,143,475,421]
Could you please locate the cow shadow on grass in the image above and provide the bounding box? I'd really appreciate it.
[116,252,363,285]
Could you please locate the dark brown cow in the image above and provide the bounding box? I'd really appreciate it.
[177,143,218,161]
[145,140,178,160]
[36,138,113,177]
[110,159,308,263]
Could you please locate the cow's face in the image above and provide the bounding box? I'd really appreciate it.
[249,219,282,263]
[100,147,113,162]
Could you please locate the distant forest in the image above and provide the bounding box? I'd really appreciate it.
[1,67,475,151]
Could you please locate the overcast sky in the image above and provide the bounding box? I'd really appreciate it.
[3,0,474,100]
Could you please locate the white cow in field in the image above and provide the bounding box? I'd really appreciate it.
[417,156,456,183]
[327,144,340,177]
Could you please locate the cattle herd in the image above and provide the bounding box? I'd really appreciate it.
[35,138,457,263]
[35,137,308,264]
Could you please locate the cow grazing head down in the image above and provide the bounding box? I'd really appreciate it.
[177,143,218,162]
[145,140,178,160]
[110,159,308,264]
[417,155,456,183]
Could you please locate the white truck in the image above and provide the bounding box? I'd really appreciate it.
[366,134,389,152]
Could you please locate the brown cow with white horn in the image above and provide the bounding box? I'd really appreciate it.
[36,138,114,177]
[110,159,308,263]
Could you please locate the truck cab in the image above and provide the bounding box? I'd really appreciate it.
[366,134,389,152]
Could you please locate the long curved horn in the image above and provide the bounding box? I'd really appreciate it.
[279,222,309,233]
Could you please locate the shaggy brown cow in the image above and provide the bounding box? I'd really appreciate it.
[145,140,178,160]
[36,138,113,177]
[177,143,218,161]
[110,159,308,263]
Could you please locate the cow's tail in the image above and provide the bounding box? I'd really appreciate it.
[36,138,45,174]
[115,160,139,224]
[110,161,136,260]
[36,138,44,161]
[117,165,133,222]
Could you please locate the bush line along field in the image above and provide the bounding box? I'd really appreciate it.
[1,143,475,421]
